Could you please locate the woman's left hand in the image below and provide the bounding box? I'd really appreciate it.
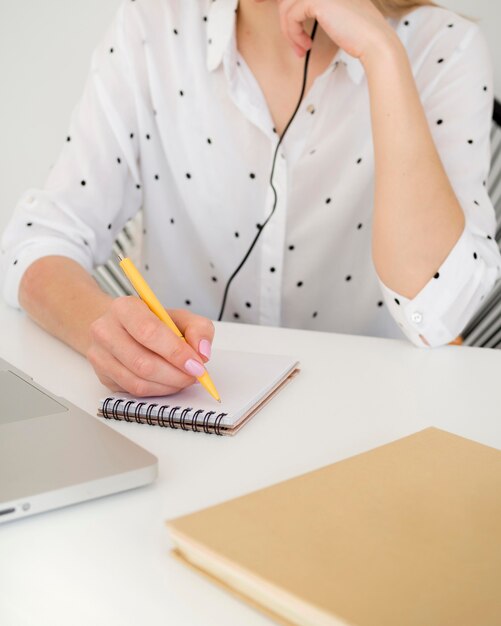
[277,0,395,61]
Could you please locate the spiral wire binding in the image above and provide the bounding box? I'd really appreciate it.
[102,397,229,435]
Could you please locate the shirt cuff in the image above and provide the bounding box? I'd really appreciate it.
[378,227,500,348]
[1,240,94,310]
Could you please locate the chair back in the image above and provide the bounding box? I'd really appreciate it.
[461,99,501,347]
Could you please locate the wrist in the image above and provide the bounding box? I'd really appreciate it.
[359,28,405,74]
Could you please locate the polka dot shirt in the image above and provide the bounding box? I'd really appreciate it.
[2,0,501,347]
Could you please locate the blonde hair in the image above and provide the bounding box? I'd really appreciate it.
[372,0,438,18]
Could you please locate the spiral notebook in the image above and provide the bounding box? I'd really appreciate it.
[97,350,299,435]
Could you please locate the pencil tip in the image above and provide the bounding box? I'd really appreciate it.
[115,252,123,263]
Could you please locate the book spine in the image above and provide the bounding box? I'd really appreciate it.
[101,397,228,435]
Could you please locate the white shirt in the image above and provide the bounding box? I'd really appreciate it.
[2,0,500,347]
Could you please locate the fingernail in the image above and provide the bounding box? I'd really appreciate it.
[184,358,206,378]
[199,339,212,360]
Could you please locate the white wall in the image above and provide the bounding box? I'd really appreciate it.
[0,0,122,237]
[0,0,499,237]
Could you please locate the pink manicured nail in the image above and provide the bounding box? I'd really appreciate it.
[184,359,205,377]
[199,339,212,360]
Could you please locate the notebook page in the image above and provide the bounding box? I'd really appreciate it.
[99,350,298,427]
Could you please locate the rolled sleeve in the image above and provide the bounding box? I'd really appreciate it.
[1,1,142,309]
[380,21,501,347]
[2,229,94,310]
[379,226,501,347]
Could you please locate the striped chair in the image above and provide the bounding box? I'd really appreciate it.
[460,98,501,348]
[92,212,141,298]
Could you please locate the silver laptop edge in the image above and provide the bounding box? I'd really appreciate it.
[0,357,158,524]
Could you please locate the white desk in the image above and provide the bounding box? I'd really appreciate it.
[1,299,500,626]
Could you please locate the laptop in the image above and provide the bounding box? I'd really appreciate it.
[0,357,158,524]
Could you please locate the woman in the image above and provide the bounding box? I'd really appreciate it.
[2,0,500,397]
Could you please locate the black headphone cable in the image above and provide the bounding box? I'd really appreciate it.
[217,19,319,321]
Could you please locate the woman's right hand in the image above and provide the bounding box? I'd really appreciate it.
[87,296,215,397]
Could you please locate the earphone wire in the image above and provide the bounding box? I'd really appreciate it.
[217,20,319,322]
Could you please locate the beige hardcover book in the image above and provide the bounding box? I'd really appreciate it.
[167,428,501,626]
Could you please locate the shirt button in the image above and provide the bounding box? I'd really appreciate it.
[411,312,423,324]
[26,196,35,205]
[306,104,315,114]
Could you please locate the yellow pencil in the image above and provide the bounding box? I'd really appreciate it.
[117,255,221,403]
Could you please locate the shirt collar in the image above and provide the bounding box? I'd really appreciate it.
[206,1,393,86]
[206,0,239,72]
[333,49,365,85]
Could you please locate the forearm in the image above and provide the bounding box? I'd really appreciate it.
[362,33,465,299]
[19,256,113,355]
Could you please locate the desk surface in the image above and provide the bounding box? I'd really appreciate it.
[1,300,500,626]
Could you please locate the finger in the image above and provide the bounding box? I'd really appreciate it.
[90,345,188,397]
[287,7,313,55]
[113,297,208,380]
[90,308,194,389]
[106,324,196,389]
[280,0,313,55]
[168,309,215,362]
[292,42,307,57]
